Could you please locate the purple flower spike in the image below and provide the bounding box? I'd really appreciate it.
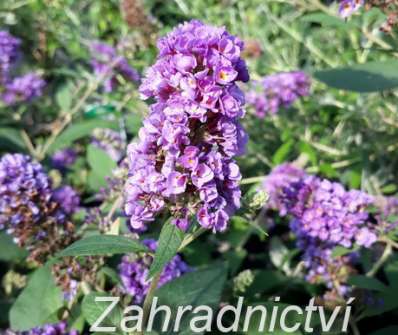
[0,153,76,261]
[247,71,310,118]
[0,31,20,83]
[119,239,190,304]
[125,20,249,233]
[2,73,45,105]
[264,163,380,297]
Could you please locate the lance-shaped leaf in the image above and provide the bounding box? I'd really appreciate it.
[57,235,148,257]
[10,266,63,331]
[314,60,398,92]
[148,221,184,279]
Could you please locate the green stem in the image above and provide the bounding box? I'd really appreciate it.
[240,176,266,185]
[178,227,207,252]
[350,319,361,335]
[366,241,393,277]
[379,236,398,250]
[141,272,162,335]
[105,195,123,224]
[20,130,38,159]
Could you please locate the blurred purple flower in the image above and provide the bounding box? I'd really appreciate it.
[119,239,189,304]
[2,73,45,105]
[90,41,140,92]
[0,31,20,83]
[51,148,77,170]
[247,71,310,117]
[264,164,380,296]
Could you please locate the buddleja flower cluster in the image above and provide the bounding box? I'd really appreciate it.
[0,31,20,83]
[5,321,78,335]
[125,20,249,232]
[119,239,189,304]
[0,153,102,302]
[263,164,378,297]
[246,71,310,118]
[0,31,45,105]
[0,154,77,262]
[90,42,140,92]
[284,176,376,248]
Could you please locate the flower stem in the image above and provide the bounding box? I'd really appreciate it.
[366,241,393,277]
[141,272,161,334]
[240,175,266,185]
[350,320,361,335]
[379,236,398,250]
[20,130,38,159]
[178,227,207,251]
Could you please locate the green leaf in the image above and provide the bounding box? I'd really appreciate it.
[331,245,358,258]
[301,13,356,28]
[385,256,398,286]
[272,140,294,165]
[154,263,227,335]
[299,141,317,166]
[148,222,184,279]
[247,270,287,296]
[369,326,398,335]
[57,235,148,257]
[361,289,398,318]
[82,292,123,333]
[0,127,26,152]
[0,232,28,261]
[347,275,388,292]
[56,84,72,110]
[314,60,398,92]
[48,119,118,153]
[99,266,122,285]
[86,145,117,190]
[125,114,143,135]
[10,266,63,331]
[269,237,290,273]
